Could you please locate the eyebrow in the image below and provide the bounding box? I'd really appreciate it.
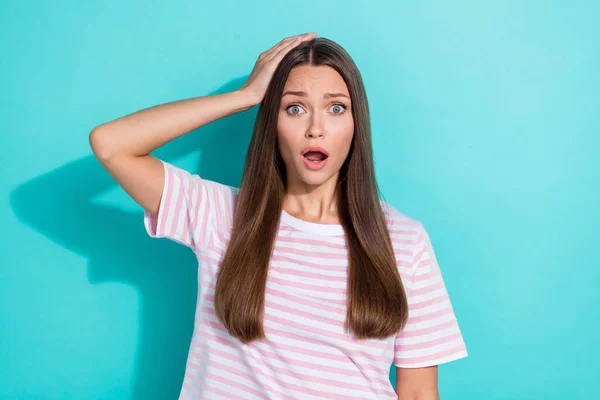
[282,91,350,99]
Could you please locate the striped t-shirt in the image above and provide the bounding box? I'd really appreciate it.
[144,160,468,399]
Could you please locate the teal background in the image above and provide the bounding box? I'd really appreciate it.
[2,1,598,399]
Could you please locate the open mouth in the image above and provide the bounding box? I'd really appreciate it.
[302,151,329,163]
[301,149,329,170]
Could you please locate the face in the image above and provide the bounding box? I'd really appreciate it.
[277,65,354,190]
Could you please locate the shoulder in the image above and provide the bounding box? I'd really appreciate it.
[379,200,428,266]
[163,160,240,198]
[379,199,424,234]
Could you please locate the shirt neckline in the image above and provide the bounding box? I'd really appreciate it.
[280,209,345,236]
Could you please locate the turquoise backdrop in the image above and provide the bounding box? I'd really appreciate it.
[2,1,598,399]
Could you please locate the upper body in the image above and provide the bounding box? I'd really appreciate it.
[144,159,467,399]
[90,33,468,399]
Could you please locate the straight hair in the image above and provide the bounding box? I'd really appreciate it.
[214,37,408,343]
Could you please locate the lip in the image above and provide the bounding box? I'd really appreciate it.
[302,156,328,170]
[301,146,329,171]
[301,146,329,157]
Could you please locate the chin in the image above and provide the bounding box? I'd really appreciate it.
[299,176,325,187]
[296,170,337,187]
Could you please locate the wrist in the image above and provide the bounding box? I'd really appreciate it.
[234,88,261,110]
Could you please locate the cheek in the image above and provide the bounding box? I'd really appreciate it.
[333,119,354,158]
[276,121,297,160]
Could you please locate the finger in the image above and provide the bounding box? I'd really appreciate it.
[265,36,301,63]
[263,35,300,59]
[266,33,316,63]
[263,32,315,60]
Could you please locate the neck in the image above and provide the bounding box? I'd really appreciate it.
[282,172,341,224]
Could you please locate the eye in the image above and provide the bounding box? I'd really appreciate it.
[329,103,347,115]
[286,104,305,115]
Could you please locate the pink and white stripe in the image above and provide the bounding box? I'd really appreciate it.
[144,160,468,399]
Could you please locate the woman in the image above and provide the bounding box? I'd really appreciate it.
[90,32,467,400]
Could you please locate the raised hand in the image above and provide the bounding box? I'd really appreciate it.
[240,32,317,105]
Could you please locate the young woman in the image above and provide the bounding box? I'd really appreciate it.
[90,32,467,400]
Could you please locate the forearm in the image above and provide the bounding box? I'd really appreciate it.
[89,89,256,159]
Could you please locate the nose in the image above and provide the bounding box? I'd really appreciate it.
[305,113,324,139]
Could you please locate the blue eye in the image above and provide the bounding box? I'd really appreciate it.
[330,104,346,114]
[286,105,305,115]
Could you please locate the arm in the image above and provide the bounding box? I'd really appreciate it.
[396,366,439,400]
[89,32,316,216]
[89,90,256,215]
[392,221,468,398]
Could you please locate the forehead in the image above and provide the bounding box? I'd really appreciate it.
[283,65,349,94]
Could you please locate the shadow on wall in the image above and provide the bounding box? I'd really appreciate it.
[10,77,256,399]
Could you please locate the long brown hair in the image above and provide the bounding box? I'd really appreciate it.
[214,37,408,344]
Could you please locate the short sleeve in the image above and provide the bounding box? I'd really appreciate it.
[143,160,238,252]
[393,222,468,368]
